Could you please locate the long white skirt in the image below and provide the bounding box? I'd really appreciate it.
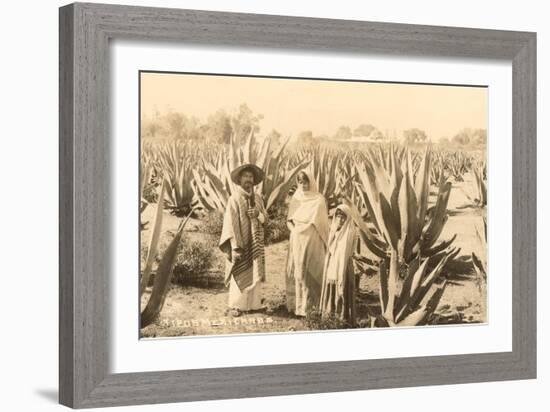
[285,224,325,316]
[228,276,263,311]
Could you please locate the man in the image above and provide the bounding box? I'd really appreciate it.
[219,163,268,315]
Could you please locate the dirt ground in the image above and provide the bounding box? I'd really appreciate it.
[140,172,487,338]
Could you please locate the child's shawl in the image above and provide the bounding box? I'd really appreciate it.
[323,204,357,295]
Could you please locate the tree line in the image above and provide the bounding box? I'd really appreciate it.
[141,103,486,147]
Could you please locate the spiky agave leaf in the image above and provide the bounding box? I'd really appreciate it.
[384,248,457,326]
[140,210,195,328]
[341,197,387,259]
[397,148,420,262]
[265,158,310,211]
[403,248,458,317]
[158,141,196,215]
[421,179,452,252]
[472,215,487,283]
[192,169,228,213]
[140,180,166,297]
[472,252,487,281]
[355,145,455,264]
[473,162,487,207]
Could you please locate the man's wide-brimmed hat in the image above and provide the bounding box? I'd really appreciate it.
[230,163,264,186]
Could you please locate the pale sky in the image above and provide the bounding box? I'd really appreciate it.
[140,72,487,140]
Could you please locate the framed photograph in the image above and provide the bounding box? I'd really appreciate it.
[59,2,536,408]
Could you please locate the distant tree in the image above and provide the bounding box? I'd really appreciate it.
[204,110,232,144]
[370,130,385,141]
[141,115,163,138]
[353,124,376,137]
[472,128,487,145]
[266,129,282,147]
[165,112,186,140]
[334,126,352,140]
[163,112,204,141]
[451,128,487,146]
[183,116,202,140]
[439,136,450,146]
[452,128,472,145]
[230,103,264,145]
[147,121,162,138]
[452,133,470,145]
[403,128,427,144]
[297,130,314,145]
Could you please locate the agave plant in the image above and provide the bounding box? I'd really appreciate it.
[193,131,309,214]
[140,179,166,296]
[140,180,197,327]
[472,161,487,207]
[192,152,232,213]
[308,147,339,200]
[471,215,487,288]
[376,248,459,326]
[459,159,487,209]
[444,151,472,182]
[140,214,195,328]
[354,144,457,265]
[430,152,447,187]
[256,134,310,212]
[157,141,197,216]
[344,144,459,326]
[344,195,458,327]
[140,155,154,230]
[335,151,359,202]
[140,152,153,206]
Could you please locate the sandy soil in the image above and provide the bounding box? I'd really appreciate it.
[140,173,487,338]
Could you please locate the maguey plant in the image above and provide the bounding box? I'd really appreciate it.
[349,144,459,326]
[472,160,487,207]
[140,148,154,230]
[140,179,197,328]
[430,151,447,187]
[156,140,197,216]
[471,215,487,287]
[193,132,309,214]
[444,150,472,182]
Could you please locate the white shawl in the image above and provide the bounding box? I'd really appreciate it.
[324,204,357,294]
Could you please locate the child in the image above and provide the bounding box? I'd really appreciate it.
[319,204,357,326]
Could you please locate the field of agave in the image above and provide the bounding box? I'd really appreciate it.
[139,133,487,330]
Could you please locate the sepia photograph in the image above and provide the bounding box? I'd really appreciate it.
[138,71,488,338]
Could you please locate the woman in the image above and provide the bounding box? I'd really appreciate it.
[285,171,329,316]
[320,204,358,326]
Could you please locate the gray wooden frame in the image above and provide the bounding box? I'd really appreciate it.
[59,2,536,409]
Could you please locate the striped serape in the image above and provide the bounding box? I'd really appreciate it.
[219,187,267,292]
